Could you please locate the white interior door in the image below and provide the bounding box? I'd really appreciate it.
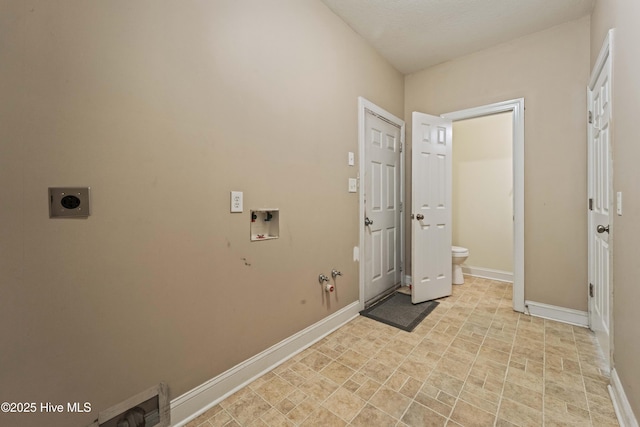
[588,32,612,368]
[364,109,402,303]
[411,112,452,303]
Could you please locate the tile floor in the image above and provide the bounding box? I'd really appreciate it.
[187,276,619,426]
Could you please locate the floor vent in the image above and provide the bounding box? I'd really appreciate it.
[88,383,169,427]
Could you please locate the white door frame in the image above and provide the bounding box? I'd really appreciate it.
[442,98,525,313]
[587,29,614,369]
[358,97,405,311]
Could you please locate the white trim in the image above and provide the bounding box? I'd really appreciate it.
[609,368,640,427]
[358,97,405,311]
[524,300,589,327]
[461,266,513,283]
[442,98,525,313]
[589,29,614,89]
[170,301,361,427]
[407,269,514,285]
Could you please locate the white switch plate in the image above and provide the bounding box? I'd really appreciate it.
[348,152,355,166]
[231,191,243,213]
[617,191,622,215]
[348,178,357,193]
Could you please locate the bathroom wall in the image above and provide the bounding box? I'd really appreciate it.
[452,112,513,274]
[405,16,591,311]
[0,1,403,426]
[591,0,640,419]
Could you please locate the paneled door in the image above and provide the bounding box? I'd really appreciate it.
[364,109,402,304]
[411,112,452,303]
[588,31,613,369]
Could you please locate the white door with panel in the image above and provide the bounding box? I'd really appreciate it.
[411,112,453,303]
[364,110,402,303]
[588,33,612,368]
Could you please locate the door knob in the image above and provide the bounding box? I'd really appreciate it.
[416,214,424,220]
[597,224,609,234]
[364,217,373,226]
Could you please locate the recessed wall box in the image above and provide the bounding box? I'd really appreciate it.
[49,187,91,218]
[87,383,169,427]
[250,209,279,241]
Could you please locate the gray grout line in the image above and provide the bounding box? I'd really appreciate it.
[573,324,596,427]
[451,283,505,425]
[391,292,462,425]
[492,291,520,427]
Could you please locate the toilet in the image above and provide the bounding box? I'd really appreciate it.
[451,246,469,285]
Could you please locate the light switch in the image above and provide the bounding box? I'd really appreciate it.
[348,178,357,193]
[348,152,355,166]
[230,191,243,213]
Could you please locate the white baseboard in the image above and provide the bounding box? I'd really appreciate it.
[170,301,361,427]
[524,300,589,327]
[610,368,640,427]
[405,267,514,286]
[461,266,513,283]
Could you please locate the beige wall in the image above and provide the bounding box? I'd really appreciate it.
[452,112,513,273]
[591,0,640,419]
[0,1,403,425]
[405,17,591,310]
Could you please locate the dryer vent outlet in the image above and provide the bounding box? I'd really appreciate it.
[87,383,169,427]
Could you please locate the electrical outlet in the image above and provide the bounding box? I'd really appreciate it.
[348,152,355,166]
[230,191,243,213]
[49,187,91,218]
[348,178,357,193]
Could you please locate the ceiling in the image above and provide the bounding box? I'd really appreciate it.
[320,0,595,74]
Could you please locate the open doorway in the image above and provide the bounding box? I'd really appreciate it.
[442,99,525,312]
[452,112,514,281]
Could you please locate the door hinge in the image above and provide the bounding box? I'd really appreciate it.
[399,202,403,212]
[589,283,594,297]
[588,111,593,124]
[400,142,403,152]
[589,198,593,211]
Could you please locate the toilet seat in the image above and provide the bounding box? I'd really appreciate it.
[452,246,469,257]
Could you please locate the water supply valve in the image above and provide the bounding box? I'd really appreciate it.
[319,273,333,292]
